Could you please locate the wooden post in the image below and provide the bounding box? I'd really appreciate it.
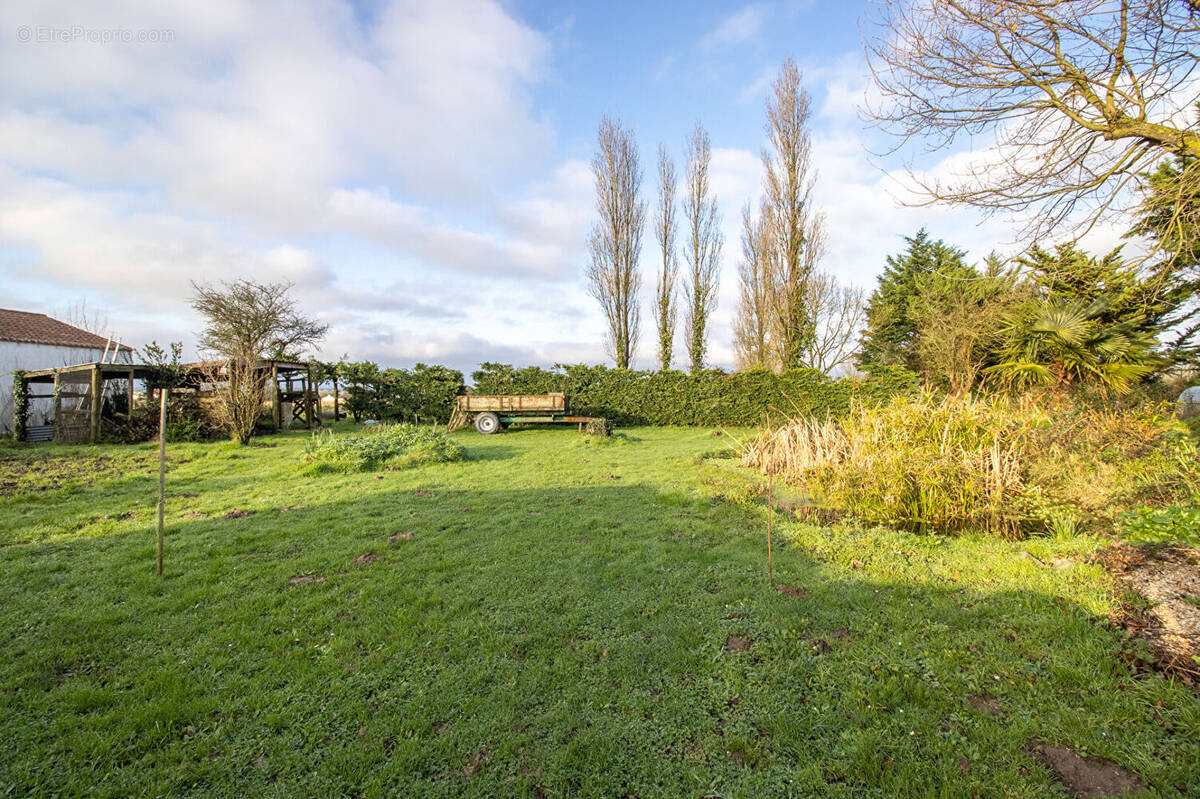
[156,387,167,576]
[271,363,281,430]
[333,376,339,422]
[127,368,135,421]
[766,470,774,589]
[52,372,61,442]
[305,366,315,429]
[89,364,102,444]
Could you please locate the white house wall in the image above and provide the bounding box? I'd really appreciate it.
[0,342,132,435]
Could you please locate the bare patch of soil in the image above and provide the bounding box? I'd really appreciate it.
[774,584,808,598]
[724,635,754,652]
[1027,739,1144,798]
[387,532,414,543]
[808,637,831,654]
[288,575,326,585]
[0,452,155,496]
[461,746,488,777]
[277,504,309,513]
[968,693,1003,716]
[223,509,254,519]
[1092,543,1200,685]
[353,552,381,566]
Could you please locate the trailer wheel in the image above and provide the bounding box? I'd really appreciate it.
[474,412,501,435]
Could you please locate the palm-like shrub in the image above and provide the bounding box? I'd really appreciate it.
[986,298,1157,394]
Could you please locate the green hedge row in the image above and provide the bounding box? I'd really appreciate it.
[470,363,918,427]
[334,362,465,423]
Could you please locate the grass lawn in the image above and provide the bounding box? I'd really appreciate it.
[1,426,1197,797]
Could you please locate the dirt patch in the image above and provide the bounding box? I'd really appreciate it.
[808,637,831,654]
[414,489,432,497]
[223,509,254,519]
[353,552,381,565]
[461,746,488,777]
[1092,543,1200,685]
[725,635,754,652]
[774,584,808,598]
[968,693,1003,716]
[1027,739,1144,798]
[387,532,414,543]
[829,627,852,639]
[277,504,309,513]
[288,575,326,585]
[0,452,156,496]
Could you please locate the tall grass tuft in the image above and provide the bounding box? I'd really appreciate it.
[301,424,464,474]
[742,391,1200,537]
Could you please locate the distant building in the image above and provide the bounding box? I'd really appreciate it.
[0,308,133,435]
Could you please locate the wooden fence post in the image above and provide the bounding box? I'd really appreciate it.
[89,364,102,444]
[271,363,281,430]
[156,387,167,576]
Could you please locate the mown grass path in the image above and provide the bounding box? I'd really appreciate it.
[1,428,1197,797]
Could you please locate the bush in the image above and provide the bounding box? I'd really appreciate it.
[585,418,613,436]
[470,363,916,427]
[300,424,464,474]
[742,392,1200,537]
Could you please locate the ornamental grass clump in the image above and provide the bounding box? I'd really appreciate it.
[742,391,1200,537]
[301,424,464,474]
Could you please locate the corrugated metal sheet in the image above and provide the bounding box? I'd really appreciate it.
[25,424,54,442]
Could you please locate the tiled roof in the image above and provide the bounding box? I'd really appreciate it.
[0,308,133,351]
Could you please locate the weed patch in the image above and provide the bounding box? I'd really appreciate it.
[300,424,464,474]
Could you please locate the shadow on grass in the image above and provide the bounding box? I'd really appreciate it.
[1,482,1197,798]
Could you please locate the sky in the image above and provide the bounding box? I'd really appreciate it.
[0,0,1127,375]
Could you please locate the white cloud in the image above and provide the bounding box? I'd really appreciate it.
[698,5,770,50]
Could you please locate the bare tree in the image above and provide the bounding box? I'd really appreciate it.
[734,202,778,370]
[682,121,723,373]
[801,272,867,376]
[653,144,680,370]
[588,116,645,369]
[192,279,328,360]
[864,0,1200,250]
[191,279,327,444]
[762,58,820,368]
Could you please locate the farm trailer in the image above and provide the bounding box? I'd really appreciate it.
[448,393,595,434]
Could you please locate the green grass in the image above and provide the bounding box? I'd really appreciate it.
[1,427,1197,797]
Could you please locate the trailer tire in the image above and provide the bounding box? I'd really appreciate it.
[474,412,501,435]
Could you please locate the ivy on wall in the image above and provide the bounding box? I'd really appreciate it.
[11,370,27,442]
[471,363,918,427]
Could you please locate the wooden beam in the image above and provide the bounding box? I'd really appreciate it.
[271,363,281,430]
[304,366,315,430]
[89,364,102,444]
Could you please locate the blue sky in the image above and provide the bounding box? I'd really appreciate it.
[0,0,1121,373]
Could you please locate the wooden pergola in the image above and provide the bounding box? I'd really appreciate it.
[13,359,320,444]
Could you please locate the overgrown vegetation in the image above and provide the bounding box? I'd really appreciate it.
[472,362,916,426]
[742,392,1200,537]
[300,423,463,474]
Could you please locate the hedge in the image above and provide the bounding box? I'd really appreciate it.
[336,362,465,423]
[470,363,918,427]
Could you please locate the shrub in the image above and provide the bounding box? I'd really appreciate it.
[470,363,916,427]
[300,424,464,474]
[585,418,613,436]
[742,392,1200,537]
